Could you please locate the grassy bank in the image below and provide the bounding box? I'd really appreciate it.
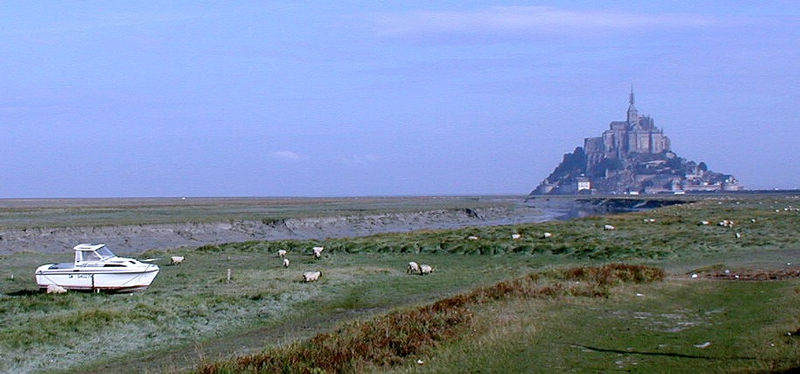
[196,264,665,373]
[0,195,798,372]
[205,196,800,260]
[383,277,800,373]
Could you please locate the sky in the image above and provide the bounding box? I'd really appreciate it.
[0,1,798,197]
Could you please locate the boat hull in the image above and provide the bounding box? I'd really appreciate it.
[35,266,159,292]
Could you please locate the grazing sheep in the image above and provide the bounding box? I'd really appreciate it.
[303,271,321,282]
[541,232,552,239]
[312,246,324,259]
[511,233,521,240]
[170,256,185,265]
[699,220,710,225]
[407,261,420,274]
[735,232,742,239]
[467,236,479,240]
[46,284,67,294]
[718,220,735,228]
[603,224,615,231]
[419,264,433,275]
[750,218,757,223]
[283,258,290,268]
[277,250,287,258]
[643,218,656,223]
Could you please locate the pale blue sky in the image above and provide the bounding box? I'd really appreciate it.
[1,2,797,197]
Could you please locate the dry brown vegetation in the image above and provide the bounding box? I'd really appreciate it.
[196,264,664,374]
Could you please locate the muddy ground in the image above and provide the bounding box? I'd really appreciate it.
[0,195,681,255]
[0,196,602,255]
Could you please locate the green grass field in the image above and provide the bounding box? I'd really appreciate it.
[1,195,799,373]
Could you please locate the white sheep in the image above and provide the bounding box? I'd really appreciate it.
[699,220,710,225]
[46,284,67,294]
[419,264,433,275]
[511,233,521,240]
[170,256,185,265]
[735,232,742,239]
[467,236,479,240]
[603,224,615,231]
[283,258,290,267]
[750,218,757,223]
[541,232,552,239]
[643,218,656,223]
[303,271,321,282]
[277,249,287,258]
[312,246,324,259]
[407,261,420,274]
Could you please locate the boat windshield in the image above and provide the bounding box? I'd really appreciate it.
[96,246,116,259]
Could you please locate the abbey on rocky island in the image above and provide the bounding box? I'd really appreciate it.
[532,89,741,195]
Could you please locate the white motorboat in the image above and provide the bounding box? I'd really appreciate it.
[35,244,159,292]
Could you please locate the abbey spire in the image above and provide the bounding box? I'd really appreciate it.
[626,85,639,124]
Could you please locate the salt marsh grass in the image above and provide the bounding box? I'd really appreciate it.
[0,195,799,372]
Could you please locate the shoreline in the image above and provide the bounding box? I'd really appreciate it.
[0,196,680,255]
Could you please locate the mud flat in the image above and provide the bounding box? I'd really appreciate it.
[0,196,557,255]
[0,195,682,255]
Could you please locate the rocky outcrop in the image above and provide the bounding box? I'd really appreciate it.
[532,90,741,195]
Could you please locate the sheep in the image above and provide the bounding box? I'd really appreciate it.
[603,224,615,231]
[419,264,433,275]
[277,249,287,258]
[46,284,67,294]
[718,220,735,228]
[699,220,710,225]
[735,232,742,239]
[283,258,290,268]
[303,271,321,282]
[750,218,757,223]
[170,256,185,265]
[541,232,552,239]
[643,218,656,223]
[312,246,324,259]
[511,233,521,240]
[407,261,420,274]
[467,236,479,240]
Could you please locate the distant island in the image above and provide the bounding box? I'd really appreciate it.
[532,89,741,195]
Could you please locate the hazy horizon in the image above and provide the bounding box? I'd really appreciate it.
[2,2,798,197]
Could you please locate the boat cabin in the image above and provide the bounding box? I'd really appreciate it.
[74,244,116,265]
